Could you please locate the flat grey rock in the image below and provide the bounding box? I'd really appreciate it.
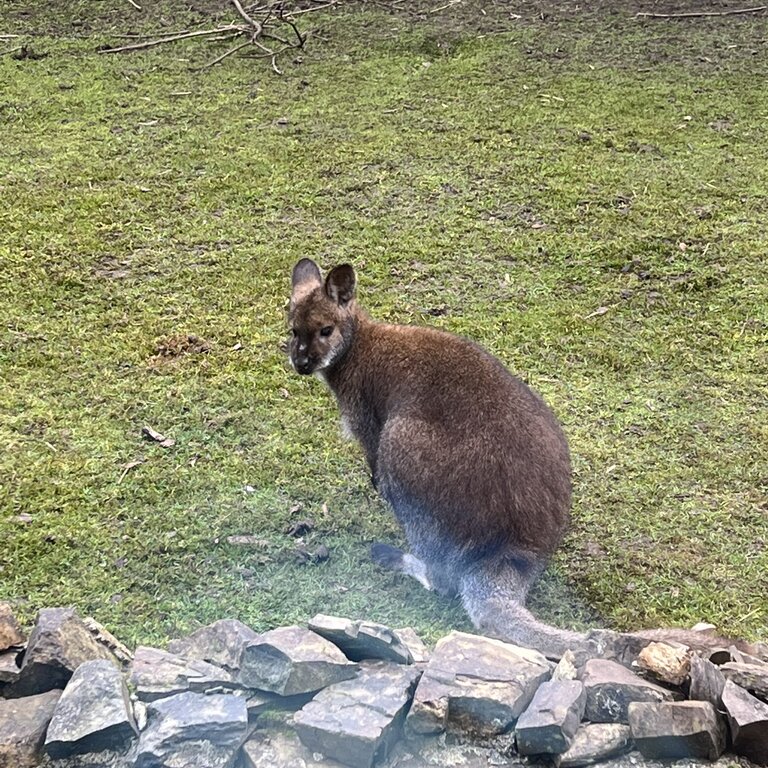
[628,700,726,760]
[555,723,632,767]
[239,625,358,696]
[0,689,62,768]
[294,661,421,767]
[242,728,348,767]
[552,650,579,681]
[406,631,551,737]
[720,679,768,764]
[580,658,677,723]
[9,608,119,697]
[688,654,726,708]
[308,614,421,664]
[515,679,585,755]
[720,661,768,702]
[135,691,248,768]
[45,659,137,758]
[167,619,258,673]
[129,646,236,702]
[387,733,522,767]
[393,628,430,664]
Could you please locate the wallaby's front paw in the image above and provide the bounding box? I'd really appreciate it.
[370,542,405,570]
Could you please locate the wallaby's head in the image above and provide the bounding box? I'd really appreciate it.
[288,258,358,376]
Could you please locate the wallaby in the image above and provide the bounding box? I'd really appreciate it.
[288,258,765,663]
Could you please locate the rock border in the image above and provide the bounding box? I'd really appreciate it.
[1,603,767,768]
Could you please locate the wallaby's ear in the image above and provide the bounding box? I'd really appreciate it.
[325,264,356,306]
[292,258,322,292]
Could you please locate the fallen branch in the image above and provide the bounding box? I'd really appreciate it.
[98,0,336,71]
[231,0,263,33]
[636,5,767,18]
[98,26,242,54]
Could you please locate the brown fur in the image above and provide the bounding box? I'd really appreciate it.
[288,259,765,663]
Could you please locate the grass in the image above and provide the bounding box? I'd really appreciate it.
[1,1,766,649]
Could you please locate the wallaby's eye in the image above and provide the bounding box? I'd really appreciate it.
[320,326,333,337]
[291,328,298,337]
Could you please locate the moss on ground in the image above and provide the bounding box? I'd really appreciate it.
[1,2,766,647]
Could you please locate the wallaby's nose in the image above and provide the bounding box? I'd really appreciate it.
[295,356,312,375]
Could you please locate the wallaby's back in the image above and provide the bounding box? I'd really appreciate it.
[326,320,571,567]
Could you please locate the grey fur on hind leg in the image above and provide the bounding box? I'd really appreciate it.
[370,543,434,591]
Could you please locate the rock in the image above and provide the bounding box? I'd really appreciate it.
[133,701,147,732]
[552,650,579,681]
[81,617,133,665]
[720,661,768,702]
[0,689,62,768]
[293,661,421,768]
[720,679,768,764]
[308,614,418,665]
[387,733,518,767]
[554,723,632,767]
[167,619,258,673]
[243,688,313,716]
[0,602,25,651]
[635,642,690,687]
[688,654,726,708]
[9,608,120,698]
[515,679,585,755]
[44,659,137,758]
[394,628,430,664]
[580,658,677,723]
[583,628,663,668]
[242,728,345,767]
[135,691,248,768]
[38,746,135,767]
[239,626,358,696]
[720,644,768,666]
[129,646,236,702]
[0,648,21,683]
[628,700,726,760]
[405,631,551,737]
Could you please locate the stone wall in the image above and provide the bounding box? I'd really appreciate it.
[1,603,767,768]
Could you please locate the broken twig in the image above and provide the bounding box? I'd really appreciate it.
[99,26,242,54]
[636,5,767,19]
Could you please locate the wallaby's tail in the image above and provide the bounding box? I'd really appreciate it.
[460,564,768,664]
[460,565,589,661]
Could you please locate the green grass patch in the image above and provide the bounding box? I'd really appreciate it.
[1,2,766,648]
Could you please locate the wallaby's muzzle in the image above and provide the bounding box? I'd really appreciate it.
[295,358,313,375]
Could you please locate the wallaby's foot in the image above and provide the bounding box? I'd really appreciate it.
[370,543,434,591]
[370,542,404,569]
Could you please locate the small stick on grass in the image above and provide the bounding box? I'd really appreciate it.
[200,39,253,69]
[98,25,241,54]
[636,5,767,18]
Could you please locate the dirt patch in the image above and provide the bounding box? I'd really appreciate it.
[148,333,212,366]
